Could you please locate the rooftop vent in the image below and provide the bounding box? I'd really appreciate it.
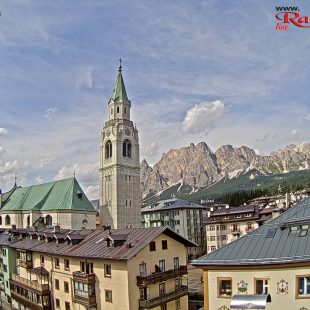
[266,228,277,238]
[77,191,83,198]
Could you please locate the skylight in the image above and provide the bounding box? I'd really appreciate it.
[266,228,277,238]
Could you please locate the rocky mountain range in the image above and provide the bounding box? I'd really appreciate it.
[141,142,310,199]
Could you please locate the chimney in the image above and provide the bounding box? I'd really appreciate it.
[53,225,60,233]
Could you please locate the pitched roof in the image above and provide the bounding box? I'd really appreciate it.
[9,227,196,260]
[111,69,128,101]
[142,198,206,213]
[192,197,310,267]
[0,178,96,213]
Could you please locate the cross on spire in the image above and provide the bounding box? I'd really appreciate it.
[118,57,122,72]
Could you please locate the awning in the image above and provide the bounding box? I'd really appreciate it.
[230,294,271,309]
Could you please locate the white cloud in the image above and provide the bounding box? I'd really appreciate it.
[39,157,54,169]
[35,176,43,183]
[0,128,9,135]
[182,100,226,134]
[142,142,159,160]
[54,162,98,184]
[290,128,301,137]
[84,184,99,200]
[45,106,58,120]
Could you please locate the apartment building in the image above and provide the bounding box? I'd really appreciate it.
[204,205,282,253]
[141,198,207,259]
[193,197,310,310]
[0,226,194,310]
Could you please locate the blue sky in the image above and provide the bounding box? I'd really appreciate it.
[0,0,310,198]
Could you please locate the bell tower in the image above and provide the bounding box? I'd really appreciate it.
[99,61,141,228]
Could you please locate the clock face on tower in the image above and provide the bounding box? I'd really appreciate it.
[106,129,111,137]
[125,128,131,136]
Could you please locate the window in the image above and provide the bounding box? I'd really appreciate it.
[176,298,181,309]
[161,304,167,310]
[55,258,60,269]
[221,225,227,230]
[139,288,147,300]
[40,255,44,265]
[255,278,269,295]
[266,228,277,238]
[104,264,111,278]
[117,106,119,113]
[105,289,112,303]
[235,214,241,218]
[218,277,232,298]
[221,235,227,241]
[297,275,310,297]
[162,240,168,250]
[2,249,6,257]
[173,257,180,269]
[210,236,216,241]
[5,215,10,225]
[245,213,252,217]
[65,302,70,310]
[175,278,181,289]
[122,139,132,158]
[81,262,93,274]
[232,224,239,232]
[300,225,309,237]
[105,140,112,159]
[139,262,147,276]
[27,215,30,227]
[55,299,60,309]
[3,265,7,272]
[0,216,2,225]
[45,215,52,226]
[55,279,59,290]
[211,246,216,251]
[247,223,253,231]
[224,216,229,220]
[64,281,69,293]
[159,283,166,295]
[124,107,127,114]
[149,241,156,252]
[209,225,215,231]
[159,260,165,272]
[64,259,69,270]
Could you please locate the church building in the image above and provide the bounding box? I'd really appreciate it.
[99,62,141,229]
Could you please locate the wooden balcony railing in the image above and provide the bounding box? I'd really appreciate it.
[73,271,96,284]
[11,291,51,310]
[18,259,33,269]
[74,294,97,307]
[137,266,187,286]
[11,274,49,293]
[139,286,188,309]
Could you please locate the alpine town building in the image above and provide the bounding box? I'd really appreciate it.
[100,62,141,229]
[192,197,310,310]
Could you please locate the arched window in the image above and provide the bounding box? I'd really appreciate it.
[111,108,113,115]
[46,215,52,226]
[27,215,30,227]
[0,216,2,225]
[123,139,132,158]
[105,140,112,159]
[124,107,127,114]
[5,215,10,226]
[117,106,119,113]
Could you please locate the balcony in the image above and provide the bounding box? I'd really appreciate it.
[73,271,96,284]
[11,291,51,310]
[137,266,187,286]
[19,259,33,269]
[74,294,97,307]
[10,274,49,293]
[139,286,188,309]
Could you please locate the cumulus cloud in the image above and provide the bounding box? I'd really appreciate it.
[84,184,99,200]
[53,162,98,184]
[45,106,58,120]
[0,128,9,135]
[142,142,159,161]
[182,100,226,135]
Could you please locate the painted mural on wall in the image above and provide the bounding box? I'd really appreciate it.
[237,280,248,294]
[276,278,289,295]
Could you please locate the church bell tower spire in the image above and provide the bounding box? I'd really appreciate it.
[99,61,141,229]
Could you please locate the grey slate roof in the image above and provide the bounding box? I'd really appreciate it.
[142,198,206,213]
[192,197,310,266]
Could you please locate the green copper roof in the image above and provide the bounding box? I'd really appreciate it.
[1,178,96,213]
[111,70,128,101]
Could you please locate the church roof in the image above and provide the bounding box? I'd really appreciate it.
[192,197,310,267]
[0,178,96,213]
[111,65,128,101]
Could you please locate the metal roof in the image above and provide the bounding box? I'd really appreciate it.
[192,197,310,266]
[111,67,128,101]
[0,178,96,213]
[9,227,196,260]
[142,198,206,213]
